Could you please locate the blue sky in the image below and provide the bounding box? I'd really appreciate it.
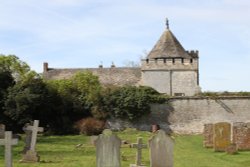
[0,0,250,92]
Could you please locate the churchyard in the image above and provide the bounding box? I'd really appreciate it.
[1,128,250,167]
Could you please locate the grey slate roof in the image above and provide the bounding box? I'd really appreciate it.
[147,29,191,59]
[43,67,141,86]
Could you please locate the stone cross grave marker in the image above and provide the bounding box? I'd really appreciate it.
[149,130,174,167]
[20,120,44,162]
[213,122,231,152]
[0,131,18,167]
[22,123,32,154]
[96,129,121,167]
[233,122,250,150]
[203,123,214,148]
[0,124,5,138]
[130,137,147,167]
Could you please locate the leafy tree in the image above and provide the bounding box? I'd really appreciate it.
[45,71,102,134]
[0,69,15,125]
[3,77,50,131]
[0,54,45,132]
[101,86,165,121]
[0,55,32,82]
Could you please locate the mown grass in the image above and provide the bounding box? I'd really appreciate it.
[1,129,250,167]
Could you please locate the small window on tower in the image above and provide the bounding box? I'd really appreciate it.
[190,59,193,63]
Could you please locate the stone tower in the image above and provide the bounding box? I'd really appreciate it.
[141,19,201,96]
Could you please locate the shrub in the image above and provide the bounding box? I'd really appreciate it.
[101,86,166,121]
[74,117,105,136]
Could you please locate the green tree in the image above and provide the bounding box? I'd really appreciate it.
[0,55,32,82]
[3,77,50,131]
[101,86,165,121]
[45,71,102,134]
[0,54,44,132]
[0,69,15,125]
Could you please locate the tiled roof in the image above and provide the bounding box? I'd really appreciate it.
[147,29,191,59]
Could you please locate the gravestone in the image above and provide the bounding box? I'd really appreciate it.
[203,123,214,148]
[90,135,98,145]
[20,120,44,162]
[96,129,121,167]
[0,131,18,167]
[149,130,174,167]
[0,124,5,138]
[213,122,231,152]
[226,143,238,155]
[22,123,32,153]
[130,137,147,167]
[233,122,250,150]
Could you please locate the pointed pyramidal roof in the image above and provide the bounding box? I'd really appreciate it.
[147,19,191,59]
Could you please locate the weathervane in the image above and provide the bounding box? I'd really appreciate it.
[166,18,169,29]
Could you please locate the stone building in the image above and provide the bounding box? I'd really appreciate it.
[43,19,201,96]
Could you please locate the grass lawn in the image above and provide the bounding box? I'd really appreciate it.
[1,129,250,167]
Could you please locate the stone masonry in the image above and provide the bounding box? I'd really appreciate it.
[107,97,250,134]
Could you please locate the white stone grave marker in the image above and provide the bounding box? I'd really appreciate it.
[0,131,18,167]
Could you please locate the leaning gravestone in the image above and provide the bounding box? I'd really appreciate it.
[233,122,250,150]
[213,122,231,152]
[130,137,147,167]
[96,129,121,167]
[20,120,44,162]
[22,123,32,154]
[203,123,214,148]
[149,130,174,167]
[0,131,18,167]
[0,124,5,138]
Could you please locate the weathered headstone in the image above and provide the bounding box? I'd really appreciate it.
[20,120,44,162]
[233,122,250,150]
[96,129,121,167]
[149,130,174,167]
[0,131,18,167]
[130,137,147,167]
[203,123,214,148]
[90,135,98,145]
[213,122,231,152]
[226,143,238,155]
[22,123,32,154]
[0,124,5,138]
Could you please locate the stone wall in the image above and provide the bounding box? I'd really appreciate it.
[166,97,250,134]
[141,70,200,96]
[172,71,200,96]
[141,71,171,94]
[107,97,250,134]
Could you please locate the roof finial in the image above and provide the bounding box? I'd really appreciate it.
[166,18,169,29]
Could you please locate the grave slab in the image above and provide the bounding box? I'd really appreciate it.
[96,129,121,167]
[149,130,174,167]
